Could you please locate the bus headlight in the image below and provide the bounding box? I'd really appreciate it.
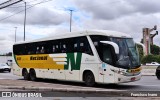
[110,68,141,76]
[110,68,125,75]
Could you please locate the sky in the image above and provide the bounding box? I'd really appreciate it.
[0,0,160,54]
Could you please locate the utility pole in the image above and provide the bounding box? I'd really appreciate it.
[69,9,73,32]
[14,27,17,42]
[23,1,26,41]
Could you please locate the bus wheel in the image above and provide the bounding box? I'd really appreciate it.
[8,69,11,73]
[156,73,160,80]
[23,69,29,80]
[29,69,37,81]
[84,71,95,86]
[156,66,160,80]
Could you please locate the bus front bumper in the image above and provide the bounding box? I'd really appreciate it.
[115,73,142,83]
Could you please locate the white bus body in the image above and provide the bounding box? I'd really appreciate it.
[12,30,141,86]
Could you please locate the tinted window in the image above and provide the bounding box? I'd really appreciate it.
[90,35,109,57]
[13,36,93,55]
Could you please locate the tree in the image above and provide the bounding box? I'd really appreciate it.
[140,38,143,43]
[141,55,160,64]
[0,52,12,56]
[151,44,160,55]
[137,44,144,62]
[6,52,12,56]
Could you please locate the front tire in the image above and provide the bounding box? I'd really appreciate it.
[84,72,95,86]
[30,69,37,81]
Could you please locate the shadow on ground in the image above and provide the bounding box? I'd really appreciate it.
[18,78,139,90]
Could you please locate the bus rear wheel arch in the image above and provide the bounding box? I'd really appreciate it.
[83,70,95,86]
[22,68,30,80]
[29,69,37,81]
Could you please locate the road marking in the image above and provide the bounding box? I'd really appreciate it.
[142,84,160,87]
[127,84,160,87]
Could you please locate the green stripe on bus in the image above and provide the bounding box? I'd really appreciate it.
[64,53,82,70]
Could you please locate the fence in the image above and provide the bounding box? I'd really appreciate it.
[141,65,158,76]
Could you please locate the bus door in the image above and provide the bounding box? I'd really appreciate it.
[101,63,115,83]
[100,44,115,83]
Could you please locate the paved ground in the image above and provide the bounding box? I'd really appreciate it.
[0,72,160,99]
[0,72,160,91]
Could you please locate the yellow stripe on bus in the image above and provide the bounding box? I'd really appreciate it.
[15,54,65,69]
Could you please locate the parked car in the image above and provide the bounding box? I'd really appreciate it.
[0,63,11,72]
[146,62,160,66]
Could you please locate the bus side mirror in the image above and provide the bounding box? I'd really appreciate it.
[136,42,146,55]
[100,41,119,54]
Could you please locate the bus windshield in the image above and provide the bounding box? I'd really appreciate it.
[110,37,140,69]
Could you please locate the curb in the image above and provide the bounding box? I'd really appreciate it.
[0,85,125,93]
[0,85,134,97]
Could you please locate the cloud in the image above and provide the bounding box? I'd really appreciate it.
[0,0,160,54]
[71,0,135,20]
[128,0,160,14]
[71,0,160,20]
[0,5,69,25]
[26,7,69,25]
[70,0,160,44]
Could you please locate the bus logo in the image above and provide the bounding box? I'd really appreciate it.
[49,53,82,70]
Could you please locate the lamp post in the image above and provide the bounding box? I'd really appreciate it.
[69,9,73,32]
[14,27,17,42]
[22,0,26,41]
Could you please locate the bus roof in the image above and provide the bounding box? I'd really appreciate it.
[14,30,132,45]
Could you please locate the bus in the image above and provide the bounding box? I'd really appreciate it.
[12,30,141,86]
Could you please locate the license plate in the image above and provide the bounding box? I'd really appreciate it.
[131,77,136,81]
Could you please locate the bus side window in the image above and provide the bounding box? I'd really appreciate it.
[62,44,66,53]
[79,42,84,52]
[64,38,72,53]
[52,45,56,53]
[102,44,113,65]
[94,42,98,46]
[27,44,35,54]
[80,37,93,55]
[36,47,40,54]
[56,45,59,53]
[74,43,78,52]
[94,41,100,53]
[40,46,45,54]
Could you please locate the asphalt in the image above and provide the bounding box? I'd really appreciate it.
[0,65,158,96]
[0,79,121,92]
[1,76,160,98]
[0,79,133,97]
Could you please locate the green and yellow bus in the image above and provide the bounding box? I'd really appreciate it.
[12,30,141,86]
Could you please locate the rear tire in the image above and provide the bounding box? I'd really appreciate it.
[30,69,37,81]
[84,72,95,86]
[8,69,11,73]
[23,69,30,80]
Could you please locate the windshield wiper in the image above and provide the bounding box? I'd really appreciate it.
[118,56,129,61]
